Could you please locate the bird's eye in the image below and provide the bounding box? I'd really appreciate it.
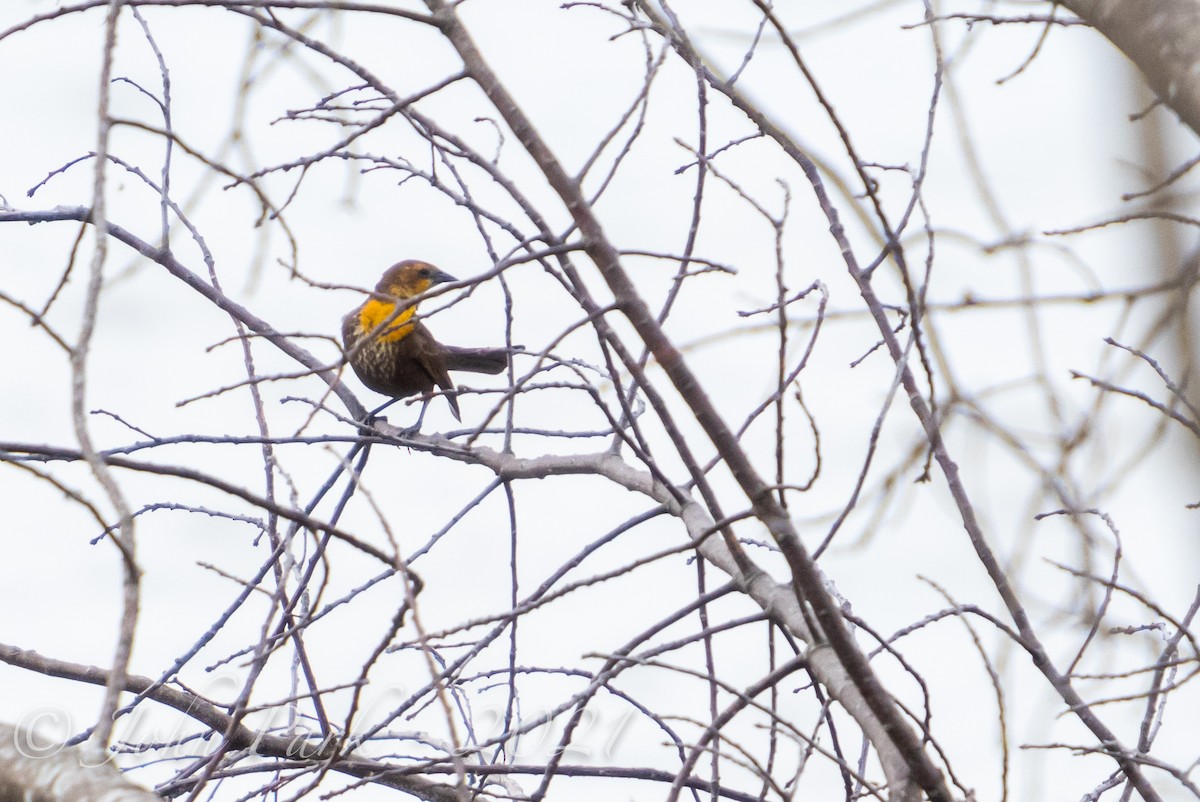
[418,267,432,277]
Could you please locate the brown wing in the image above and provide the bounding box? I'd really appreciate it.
[404,323,461,421]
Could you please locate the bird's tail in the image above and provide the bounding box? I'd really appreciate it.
[442,345,513,375]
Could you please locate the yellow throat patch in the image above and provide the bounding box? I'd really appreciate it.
[358,299,416,343]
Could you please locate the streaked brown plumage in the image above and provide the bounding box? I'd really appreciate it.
[342,260,509,423]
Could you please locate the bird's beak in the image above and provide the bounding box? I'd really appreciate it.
[431,269,458,286]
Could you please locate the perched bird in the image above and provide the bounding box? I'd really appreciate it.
[342,260,510,427]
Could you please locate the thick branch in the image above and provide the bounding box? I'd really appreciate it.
[626,6,1167,800]
[1062,0,1200,137]
[422,4,947,801]
[373,423,924,800]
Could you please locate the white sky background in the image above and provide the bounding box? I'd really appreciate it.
[1,1,1198,801]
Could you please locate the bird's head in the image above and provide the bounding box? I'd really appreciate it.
[375,260,458,300]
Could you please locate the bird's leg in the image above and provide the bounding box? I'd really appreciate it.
[367,397,402,427]
[402,396,432,436]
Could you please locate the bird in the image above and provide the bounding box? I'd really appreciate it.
[341,260,510,429]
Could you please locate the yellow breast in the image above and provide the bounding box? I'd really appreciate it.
[358,299,415,343]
